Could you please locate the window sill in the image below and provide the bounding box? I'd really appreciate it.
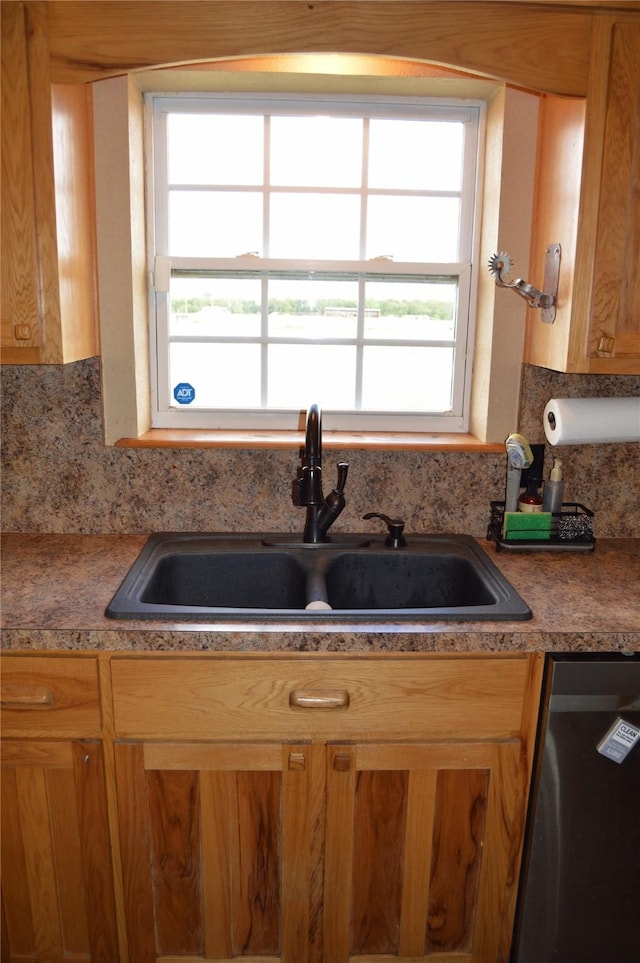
[115,429,503,452]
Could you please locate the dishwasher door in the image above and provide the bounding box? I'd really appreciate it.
[512,655,640,963]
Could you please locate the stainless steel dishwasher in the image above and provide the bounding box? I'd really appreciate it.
[512,654,640,963]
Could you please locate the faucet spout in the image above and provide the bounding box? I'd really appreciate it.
[298,404,324,509]
[305,403,322,467]
[296,404,349,543]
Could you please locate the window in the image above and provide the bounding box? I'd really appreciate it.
[148,94,482,431]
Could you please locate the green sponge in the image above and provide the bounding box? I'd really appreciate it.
[502,511,552,541]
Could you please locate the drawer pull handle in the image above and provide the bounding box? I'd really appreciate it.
[289,689,350,710]
[1,686,55,710]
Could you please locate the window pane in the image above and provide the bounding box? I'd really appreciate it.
[267,345,356,408]
[362,346,454,411]
[169,192,262,256]
[368,119,464,191]
[170,276,261,336]
[364,280,456,341]
[169,342,261,407]
[269,194,360,259]
[268,278,359,338]
[270,115,362,187]
[168,113,263,185]
[366,195,460,261]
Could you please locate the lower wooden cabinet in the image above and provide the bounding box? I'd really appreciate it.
[113,736,526,963]
[0,654,119,962]
[1,740,119,963]
[1,652,543,963]
[111,654,542,963]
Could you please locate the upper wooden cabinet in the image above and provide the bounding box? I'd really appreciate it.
[2,2,639,371]
[0,1,98,364]
[524,18,640,374]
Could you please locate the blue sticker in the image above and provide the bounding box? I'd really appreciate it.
[173,382,196,405]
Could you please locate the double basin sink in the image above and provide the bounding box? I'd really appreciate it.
[106,532,531,622]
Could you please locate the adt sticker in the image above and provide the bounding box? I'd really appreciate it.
[173,383,196,405]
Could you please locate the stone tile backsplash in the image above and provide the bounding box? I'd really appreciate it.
[1,359,638,537]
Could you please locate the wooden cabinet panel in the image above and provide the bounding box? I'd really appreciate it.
[0,0,41,357]
[110,655,532,742]
[588,20,640,369]
[115,739,324,963]
[0,650,542,962]
[113,734,530,963]
[1,655,101,737]
[0,739,119,962]
[525,17,640,374]
[0,1,98,365]
[324,740,524,963]
[111,655,542,963]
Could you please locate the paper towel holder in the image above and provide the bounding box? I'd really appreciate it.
[488,244,561,323]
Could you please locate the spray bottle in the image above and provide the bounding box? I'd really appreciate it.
[543,458,565,513]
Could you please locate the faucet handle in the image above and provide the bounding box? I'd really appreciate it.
[335,462,349,494]
[363,511,406,548]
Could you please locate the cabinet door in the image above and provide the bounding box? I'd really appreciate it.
[525,18,640,374]
[0,0,42,357]
[0,2,98,365]
[588,20,640,370]
[323,740,526,963]
[0,739,119,962]
[115,740,324,963]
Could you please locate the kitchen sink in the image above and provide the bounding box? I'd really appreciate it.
[140,551,308,609]
[324,552,496,610]
[105,533,531,622]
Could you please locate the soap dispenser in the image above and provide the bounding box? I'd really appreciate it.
[543,458,565,513]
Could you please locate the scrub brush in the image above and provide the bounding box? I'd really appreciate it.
[504,433,534,512]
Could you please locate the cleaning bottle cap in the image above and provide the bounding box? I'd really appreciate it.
[550,458,563,482]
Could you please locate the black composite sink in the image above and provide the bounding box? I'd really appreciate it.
[105,533,531,622]
[141,551,308,609]
[325,552,496,610]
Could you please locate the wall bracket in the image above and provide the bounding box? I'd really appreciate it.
[488,244,561,323]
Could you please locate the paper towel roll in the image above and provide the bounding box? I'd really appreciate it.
[543,397,640,445]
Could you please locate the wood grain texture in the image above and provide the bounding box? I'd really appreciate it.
[148,768,204,956]
[0,1,40,351]
[114,741,157,963]
[399,770,438,956]
[0,739,117,961]
[427,768,488,954]
[110,656,531,742]
[589,20,640,365]
[45,1,592,95]
[352,769,408,955]
[16,766,64,960]
[51,82,100,362]
[117,428,504,452]
[47,765,90,954]
[25,0,63,363]
[72,741,120,963]
[235,769,281,955]
[323,744,356,962]
[0,768,36,958]
[0,655,101,737]
[321,740,527,962]
[201,769,235,958]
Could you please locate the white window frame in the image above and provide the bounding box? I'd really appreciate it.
[146,93,484,432]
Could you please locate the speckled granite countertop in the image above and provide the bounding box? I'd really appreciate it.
[1,534,638,654]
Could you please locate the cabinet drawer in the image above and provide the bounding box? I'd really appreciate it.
[111,655,532,741]
[0,656,101,737]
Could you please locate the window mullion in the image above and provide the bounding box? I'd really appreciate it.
[262,115,271,405]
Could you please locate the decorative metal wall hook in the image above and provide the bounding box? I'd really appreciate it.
[488,244,561,323]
